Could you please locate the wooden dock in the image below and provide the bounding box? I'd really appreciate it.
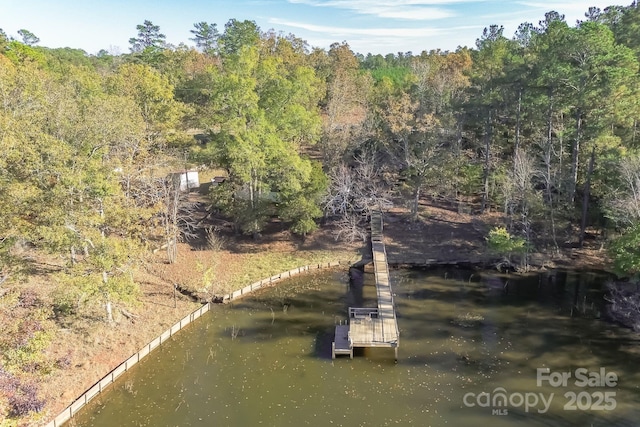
[332,211,399,360]
[332,324,353,358]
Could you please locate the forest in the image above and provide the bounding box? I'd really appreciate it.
[1,2,640,423]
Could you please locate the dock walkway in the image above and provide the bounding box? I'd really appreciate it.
[332,211,399,359]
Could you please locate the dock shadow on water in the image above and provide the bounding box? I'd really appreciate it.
[72,268,640,427]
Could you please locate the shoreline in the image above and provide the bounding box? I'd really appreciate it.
[7,201,614,426]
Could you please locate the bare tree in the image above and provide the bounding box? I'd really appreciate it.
[324,152,392,242]
[605,154,640,226]
[501,149,540,268]
[333,214,369,243]
[159,175,199,264]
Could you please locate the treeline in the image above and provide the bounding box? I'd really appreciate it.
[1,2,640,417]
[0,4,639,318]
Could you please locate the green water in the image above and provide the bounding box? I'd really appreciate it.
[70,268,640,426]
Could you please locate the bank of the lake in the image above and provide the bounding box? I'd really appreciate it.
[36,201,614,426]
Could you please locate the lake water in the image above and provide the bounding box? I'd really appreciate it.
[70,268,640,426]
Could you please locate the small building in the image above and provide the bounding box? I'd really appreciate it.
[211,176,227,186]
[170,170,200,191]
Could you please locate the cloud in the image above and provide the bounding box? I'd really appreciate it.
[269,18,448,37]
[268,17,484,54]
[289,0,477,5]
[515,1,622,22]
[287,0,473,20]
[516,1,615,13]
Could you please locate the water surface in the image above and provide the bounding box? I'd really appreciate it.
[71,268,640,426]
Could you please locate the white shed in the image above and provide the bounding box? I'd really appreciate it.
[172,170,200,191]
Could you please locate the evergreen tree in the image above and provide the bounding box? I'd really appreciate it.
[129,20,166,53]
[17,29,39,46]
[218,19,260,57]
[190,22,219,55]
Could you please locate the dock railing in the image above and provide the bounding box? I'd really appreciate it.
[349,307,380,319]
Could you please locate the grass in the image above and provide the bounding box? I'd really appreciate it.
[146,238,360,300]
[196,168,227,184]
[222,248,359,291]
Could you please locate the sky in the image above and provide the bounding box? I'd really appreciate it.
[0,0,629,56]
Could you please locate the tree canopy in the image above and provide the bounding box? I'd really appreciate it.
[3,5,640,419]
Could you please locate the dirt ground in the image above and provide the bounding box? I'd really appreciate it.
[382,199,610,271]
[11,196,611,426]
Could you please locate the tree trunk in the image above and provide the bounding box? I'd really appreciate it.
[569,108,582,205]
[412,183,421,222]
[482,109,492,213]
[165,177,180,264]
[167,238,177,264]
[105,300,113,323]
[102,272,113,323]
[544,88,559,252]
[513,87,522,167]
[455,114,465,212]
[578,147,596,248]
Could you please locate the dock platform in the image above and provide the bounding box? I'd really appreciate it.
[331,324,353,358]
[332,211,399,360]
